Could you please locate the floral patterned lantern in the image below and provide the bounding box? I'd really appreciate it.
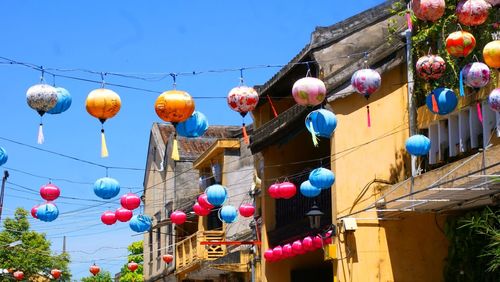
[405,135,431,156]
[101,210,117,225]
[486,0,500,5]
[446,31,476,58]
[36,202,59,222]
[94,177,120,200]
[120,193,141,210]
[305,109,337,146]
[227,86,259,144]
[205,184,228,206]
[238,203,255,217]
[86,88,121,157]
[483,40,500,69]
[0,147,7,166]
[89,264,100,276]
[426,88,458,115]
[351,69,381,127]
[456,0,491,26]
[488,88,500,112]
[415,55,446,80]
[176,111,208,138]
[47,87,72,115]
[300,181,321,198]
[462,62,491,89]
[26,83,58,144]
[115,207,133,222]
[193,203,211,216]
[219,205,238,223]
[129,215,152,232]
[170,210,187,225]
[40,183,60,201]
[309,168,335,189]
[292,77,327,107]
[411,0,446,22]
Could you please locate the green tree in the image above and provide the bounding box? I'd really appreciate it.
[81,270,113,282]
[119,241,143,282]
[0,207,71,281]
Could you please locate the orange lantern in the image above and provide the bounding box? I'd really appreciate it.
[483,40,500,69]
[89,264,100,276]
[446,31,476,58]
[85,88,121,157]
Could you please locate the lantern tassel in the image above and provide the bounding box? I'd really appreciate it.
[405,11,412,31]
[266,94,278,118]
[459,68,465,97]
[242,123,249,144]
[431,93,439,113]
[172,136,180,161]
[37,123,44,144]
[309,120,319,147]
[101,129,109,158]
[366,105,371,127]
[476,102,483,123]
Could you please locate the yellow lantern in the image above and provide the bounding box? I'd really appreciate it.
[483,40,500,69]
[86,88,121,157]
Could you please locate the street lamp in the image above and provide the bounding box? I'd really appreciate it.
[306,203,324,229]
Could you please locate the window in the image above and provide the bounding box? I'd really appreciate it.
[157,228,161,257]
[148,231,153,262]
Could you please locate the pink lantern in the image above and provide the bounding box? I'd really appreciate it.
[40,183,60,201]
[292,77,327,107]
[101,210,117,225]
[282,243,294,258]
[197,194,214,210]
[170,210,187,225]
[120,193,141,210]
[323,230,333,244]
[272,246,283,260]
[278,182,296,199]
[462,62,491,89]
[416,55,446,80]
[292,240,304,255]
[227,86,259,144]
[312,235,324,249]
[412,0,446,22]
[302,236,314,251]
[456,0,491,26]
[193,203,211,216]
[31,205,39,219]
[351,69,381,127]
[238,203,255,217]
[263,249,275,261]
[115,207,133,222]
[268,183,280,199]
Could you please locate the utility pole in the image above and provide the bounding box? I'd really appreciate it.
[0,170,9,222]
[63,236,67,254]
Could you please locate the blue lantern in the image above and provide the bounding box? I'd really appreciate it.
[219,205,238,223]
[0,147,7,166]
[93,177,120,199]
[305,109,337,138]
[36,202,59,222]
[176,111,209,138]
[48,87,72,114]
[426,88,458,115]
[129,215,152,232]
[405,135,431,156]
[205,184,227,206]
[300,181,321,198]
[309,168,335,189]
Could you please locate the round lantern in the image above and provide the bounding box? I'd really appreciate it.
[488,88,500,112]
[101,210,117,225]
[405,135,431,156]
[462,62,490,89]
[197,193,214,210]
[305,109,337,146]
[193,202,211,216]
[278,182,297,199]
[13,271,24,281]
[351,69,381,98]
[47,87,72,115]
[323,230,333,244]
[205,184,227,206]
[415,55,446,80]
[26,83,58,144]
[268,183,280,199]
[426,88,458,115]
[302,236,314,251]
[282,244,294,258]
[412,0,446,22]
[483,40,500,69]
[300,181,321,198]
[227,86,259,144]
[264,249,275,261]
[219,205,238,223]
[51,269,62,279]
[39,183,60,201]
[129,215,152,232]
[89,264,100,276]
[176,111,208,138]
[309,168,335,189]
[94,177,120,200]
[291,240,305,255]
[0,147,8,166]
[239,203,255,217]
[115,207,133,222]
[86,88,121,158]
[456,0,491,26]
[446,31,476,58]
[120,193,141,210]
[272,246,283,260]
[127,261,138,272]
[312,235,324,249]
[36,202,59,222]
[170,210,187,225]
[155,90,195,123]
[162,254,174,263]
[291,77,327,107]
[31,204,39,219]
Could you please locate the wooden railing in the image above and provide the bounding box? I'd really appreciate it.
[175,230,226,273]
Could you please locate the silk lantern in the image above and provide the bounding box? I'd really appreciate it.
[309,168,335,189]
[292,77,327,107]
[446,31,476,58]
[51,269,62,279]
[486,0,500,5]
[26,83,58,144]
[323,230,333,244]
[272,246,283,260]
[86,88,121,157]
[268,183,280,199]
[426,88,458,115]
[456,0,491,26]
[219,205,238,223]
[411,0,445,22]
[278,182,297,199]
[205,184,227,206]
[170,210,187,225]
[483,40,500,69]
[176,111,208,138]
[0,147,7,166]
[115,207,133,222]
[193,203,211,216]
[13,271,24,281]
[312,235,324,249]
[127,261,138,272]
[89,264,100,276]
[162,254,174,263]
[488,88,500,112]
[305,109,337,146]
[351,68,381,127]
[264,249,275,261]
[292,240,305,255]
[47,87,72,114]
[227,86,259,144]
[416,55,446,80]
[31,204,39,219]
[40,183,60,201]
[239,203,255,217]
[197,193,214,210]
[93,177,120,200]
[155,89,195,160]
[302,236,314,251]
[120,193,141,210]
[282,244,294,258]
[129,215,152,232]
[405,135,431,156]
[462,62,491,90]
[300,181,321,198]
[101,210,117,225]
[36,202,59,222]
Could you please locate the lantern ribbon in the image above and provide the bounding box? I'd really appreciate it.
[101,129,109,158]
[242,123,249,145]
[459,69,465,97]
[366,105,371,127]
[266,94,278,118]
[405,11,412,31]
[38,123,44,144]
[172,136,180,161]
[476,102,483,123]
[309,120,319,147]
[431,93,439,113]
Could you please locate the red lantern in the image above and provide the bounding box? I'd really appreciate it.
[292,240,304,255]
[272,246,283,261]
[127,261,138,272]
[456,0,491,26]
[263,249,275,261]
[162,254,173,263]
[197,193,214,210]
[268,183,280,199]
[302,236,314,251]
[101,211,117,225]
[31,205,39,219]
[115,207,133,222]
[51,269,62,279]
[40,183,60,201]
[282,243,294,258]
[170,210,186,225]
[13,271,24,280]
[323,230,333,244]
[312,235,324,249]
[120,193,141,210]
[412,0,446,22]
[238,203,255,217]
[278,182,297,199]
[193,203,211,216]
[446,31,476,58]
[89,264,100,276]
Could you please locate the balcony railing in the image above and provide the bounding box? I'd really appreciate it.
[175,230,226,274]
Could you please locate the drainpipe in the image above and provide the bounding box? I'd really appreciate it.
[406,28,417,178]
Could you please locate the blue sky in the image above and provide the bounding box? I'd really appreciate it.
[0,0,385,279]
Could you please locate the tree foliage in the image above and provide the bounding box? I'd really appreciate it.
[81,271,113,282]
[0,208,71,281]
[119,241,143,282]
